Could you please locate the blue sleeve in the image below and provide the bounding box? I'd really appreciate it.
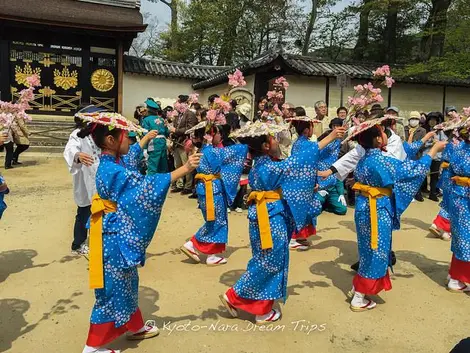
[121,143,143,172]
[219,144,249,205]
[403,141,423,159]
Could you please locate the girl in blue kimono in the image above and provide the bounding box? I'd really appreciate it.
[349,122,445,312]
[288,117,345,251]
[430,137,460,241]
[219,121,344,324]
[447,124,470,292]
[181,123,248,266]
[77,113,201,353]
[0,174,8,219]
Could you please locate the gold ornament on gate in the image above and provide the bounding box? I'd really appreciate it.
[15,63,42,87]
[54,67,78,90]
[91,69,115,92]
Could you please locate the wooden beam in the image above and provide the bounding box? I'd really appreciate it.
[325,77,330,107]
[117,40,123,113]
[388,87,392,107]
[0,39,10,102]
[442,85,447,114]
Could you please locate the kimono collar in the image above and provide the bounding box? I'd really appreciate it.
[364,148,382,157]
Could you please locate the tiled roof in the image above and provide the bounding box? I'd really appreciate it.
[125,50,470,88]
[192,50,470,89]
[0,0,146,32]
[124,56,228,80]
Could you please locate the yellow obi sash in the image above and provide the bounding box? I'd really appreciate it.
[442,162,450,169]
[352,182,392,250]
[452,176,470,187]
[195,173,221,222]
[247,190,282,250]
[89,194,117,289]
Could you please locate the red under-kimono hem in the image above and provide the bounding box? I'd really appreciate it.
[449,255,470,283]
[225,288,274,316]
[434,214,451,233]
[191,235,226,255]
[353,272,392,295]
[292,225,316,240]
[86,308,144,347]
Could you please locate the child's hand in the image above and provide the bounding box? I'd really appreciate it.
[186,153,202,170]
[432,140,448,153]
[422,131,436,143]
[318,169,332,180]
[331,127,346,140]
[140,130,159,147]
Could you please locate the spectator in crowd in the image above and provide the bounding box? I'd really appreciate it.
[169,94,198,194]
[134,104,147,125]
[236,103,252,128]
[386,106,405,140]
[405,111,427,202]
[422,111,447,202]
[226,99,240,131]
[7,110,31,167]
[208,94,220,108]
[370,104,384,118]
[254,96,268,121]
[314,100,330,136]
[420,112,428,127]
[337,106,348,120]
[445,106,458,121]
[282,102,295,120]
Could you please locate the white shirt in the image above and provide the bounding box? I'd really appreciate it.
[63,129,100,207]
[332,130,406,180]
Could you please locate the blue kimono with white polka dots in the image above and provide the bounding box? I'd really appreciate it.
[354,149,431,279]
[438,142,460,216]
[91,143,171,327]
[288,135,323,229]
[0,175,8,219]
[403,141,423,160]
[316,138,341,191]
[233,150,320,301]
[194,143,248,245]
[448,142,470,262]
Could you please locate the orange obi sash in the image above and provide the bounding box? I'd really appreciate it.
[195,173,221,222]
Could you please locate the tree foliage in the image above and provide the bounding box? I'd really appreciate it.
[137,0,470,81]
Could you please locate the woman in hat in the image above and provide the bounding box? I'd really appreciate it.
[347,118,446,312]
[141,98,170,175]
[180,120,248,266]
[445,120,470,292]
[76,111,201,353]
[219,121,344,324]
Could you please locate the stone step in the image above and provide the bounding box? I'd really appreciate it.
[27,119,75,151]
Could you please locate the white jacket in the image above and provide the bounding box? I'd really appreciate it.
[63,129,100,207]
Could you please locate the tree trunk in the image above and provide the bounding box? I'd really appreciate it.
[353,0,373,60]
[385,0,399,63]
[419,0,453,60]
[302,0,318,56]
[170,0,178,54]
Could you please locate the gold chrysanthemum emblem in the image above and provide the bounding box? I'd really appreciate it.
[91,69,115,92]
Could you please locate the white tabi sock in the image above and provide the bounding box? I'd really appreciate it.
[82,345,99,353]
[351,291,366,307]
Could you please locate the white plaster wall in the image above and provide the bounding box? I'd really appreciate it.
[445,86,470,111]
[284,75,327,116]
[123,73,196,117]
[390,83,443,117]
[196,75,256,104]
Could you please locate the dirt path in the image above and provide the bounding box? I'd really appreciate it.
[0,155,467,353]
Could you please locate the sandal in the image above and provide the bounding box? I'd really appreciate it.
[350,299,377,312]
[256,309,281,325]
[126,320,159,340]
[219,294,238,318]
[180,243,201,263]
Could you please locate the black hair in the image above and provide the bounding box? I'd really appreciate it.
[238,135,269,158]
[191,103,202,111]
[179,95,190,103]
[77,124,123,149]
[258,96,268,104]
[208,94,220,104]
[147,106,163,117]
[200,109,208,121]
[337,106,348,115]
[294,107,306,117]
[355,125,382,150]
[230,99,238,110]
[424,112,444,132]
[292,120,311,136]
[329,118,343,129]
[356,110,369,119]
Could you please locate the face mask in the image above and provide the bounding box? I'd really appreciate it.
[409,119,419,128]
[190,109,196,114]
